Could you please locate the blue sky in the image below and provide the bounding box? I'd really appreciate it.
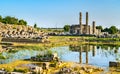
[0,0,120,28]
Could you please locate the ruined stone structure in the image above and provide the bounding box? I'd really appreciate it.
[70,12,101,35]
[0,22,49,43]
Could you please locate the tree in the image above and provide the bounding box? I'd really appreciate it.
[103,26,118,34]
[109,26,118,34]
[0,15,2,22]
[18,19,27,26]
[0,16,27,26]
[103,28,109,32]
[96,26,103,31]
[2,16,18,24]
[34,23,37,28]
[64,25,70,32]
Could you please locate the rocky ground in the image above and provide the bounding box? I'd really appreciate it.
[30,61,104,74]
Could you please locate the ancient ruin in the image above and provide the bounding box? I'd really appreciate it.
[70,12,101,36]
[0,22,49,43]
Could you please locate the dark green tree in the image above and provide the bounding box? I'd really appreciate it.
[109,26,118,34]
[64,25,70,32]
[2,16,18,24]
[0,15,2,22]
[103,28,109,32]
[18,19,27,26]
[34,23,37,28]
[96,26,103,31]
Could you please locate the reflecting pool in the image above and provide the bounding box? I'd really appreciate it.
[51,45,120,67]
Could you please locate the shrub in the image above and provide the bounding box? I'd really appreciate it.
[5,67,14,72]
[14,68,29,73]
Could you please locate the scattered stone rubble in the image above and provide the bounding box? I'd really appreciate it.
[31,53,59,62]
[0,22,49,43]
[57,65,103,74]
[109,61,120,67]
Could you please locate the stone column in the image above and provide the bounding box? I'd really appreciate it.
[79,12,82,34]
[92,21,96,35]
[86,12,88,34]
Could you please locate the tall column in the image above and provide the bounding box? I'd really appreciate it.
[92,21,96,35]
[86,12,88,34]
[79,12,82,34]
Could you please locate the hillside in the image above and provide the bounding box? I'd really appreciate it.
[0,22,48,42]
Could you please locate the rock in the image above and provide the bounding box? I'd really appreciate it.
[86,68,93,74]
[59,67,72,73]
[109,61,117,67]
[109,61,120,67]
[53,53,58,58]
[11,72,23,74]
[116,68,120,72]
[71,71,79,74]
[30,66,43,74]
[79,70,84,74]
[42,63,49,70]
[81,67,87,71]
[0,70,7,74]
[1,68,5,71]
[98,68,104,71]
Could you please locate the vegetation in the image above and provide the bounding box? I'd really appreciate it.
[96,25,118,34]
[34,23,37,28]
[14,68,29,73]
[109,26,118,34]
[96,26,103,31]
[0,60,30,72]
[99,26,118,34]
[41,28,64,33]
[2,16,18,24]
[13,45,46,50]
[63,25,70,32]
[0,15,2,22]
[0,36,120,73]
[0,53,7,59]
[18,19,27,26]
[0,15,27,26]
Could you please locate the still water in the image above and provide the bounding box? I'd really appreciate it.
[51,45,120,67]
[0,44,120,68]
[0,45,49,64]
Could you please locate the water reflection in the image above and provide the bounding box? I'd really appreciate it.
[0,44,120,68]
[52,45,120,67]
[0,44,49,64]
[70,45,95,64]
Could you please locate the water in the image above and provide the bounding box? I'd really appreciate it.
[0,44,120,68]
[0,46,50,64]
[51,45,120,68]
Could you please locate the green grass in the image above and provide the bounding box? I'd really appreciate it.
[0,60,31,72]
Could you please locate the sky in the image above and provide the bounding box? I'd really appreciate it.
[0,0,120,28]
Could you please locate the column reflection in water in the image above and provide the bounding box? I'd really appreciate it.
[79,45,89,64]
[79,46,82,64]
[92,46,96,57]
[79,45,97,64]
[86,45,88,64]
